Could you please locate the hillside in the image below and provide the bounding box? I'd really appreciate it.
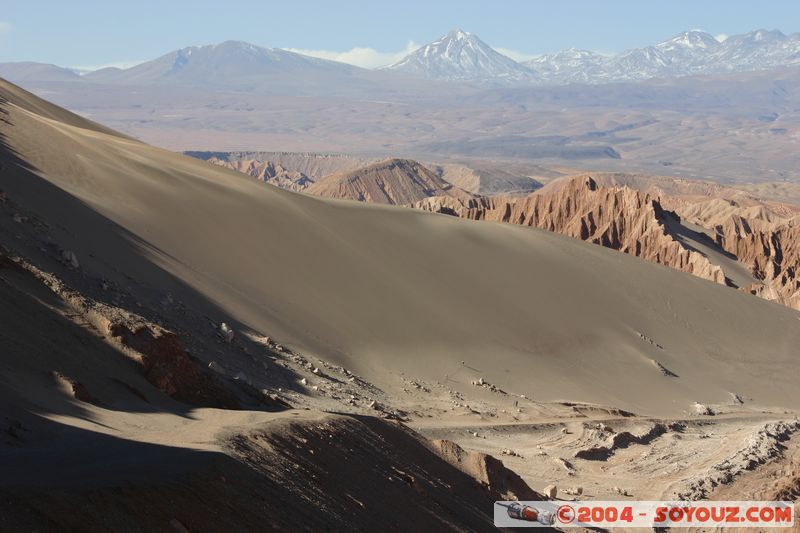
[415,173,800,310]
[306,158,474,205]
[2,78,798,415]
[414,176,732,285]
[3,78,800,529]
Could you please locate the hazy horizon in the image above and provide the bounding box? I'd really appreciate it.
[2,0,799,69]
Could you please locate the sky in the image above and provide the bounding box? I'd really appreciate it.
[1,0,799,69]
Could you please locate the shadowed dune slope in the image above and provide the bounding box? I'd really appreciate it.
[1,78,799,416]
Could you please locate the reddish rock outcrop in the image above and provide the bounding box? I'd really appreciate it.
[712,216,800,310]
[7,255,240,408]
[306,158,475,205]
[109,323,240,408]
[415,176,727,285]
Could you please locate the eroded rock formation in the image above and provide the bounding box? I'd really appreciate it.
[416,175,800,310]
[712,215,800,310]
[415,176,727,285]
[208,157,314,192]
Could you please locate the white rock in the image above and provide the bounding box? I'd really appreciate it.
[219,322,234,343]
[543,485,558,498]
[693,402,715,416]
[208,361,226,375]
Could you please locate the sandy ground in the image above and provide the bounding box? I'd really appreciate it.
[2,78,800,530]
[1,79,799,418]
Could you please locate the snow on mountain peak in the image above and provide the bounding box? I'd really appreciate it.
[523,27,800,85]
[385,29,537,84]
[353,26,800,86]
[448,28,470,40]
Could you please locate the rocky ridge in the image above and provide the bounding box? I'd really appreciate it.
[207,157,315,192]
[712,215,800,310]
[577,173,800,310]
[414,175,728,285]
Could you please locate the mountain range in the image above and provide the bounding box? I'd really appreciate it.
[524,29,800,84]
[3,28,800,88]
[384,27,800,84]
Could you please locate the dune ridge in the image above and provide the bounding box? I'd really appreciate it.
[2,77,800,415]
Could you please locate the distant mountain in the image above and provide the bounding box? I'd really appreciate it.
[5,29,800,91]
[525,29,800,84]
[384,29,537,84]
[524,49,610,84]
[0,61,81,83]
[710,29,799,71]
[82,40,381,95]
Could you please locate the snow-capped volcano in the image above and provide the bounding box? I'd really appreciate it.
[384,29,537,84]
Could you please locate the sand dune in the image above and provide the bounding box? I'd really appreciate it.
[1,78,798,418]
[4,76,800,530]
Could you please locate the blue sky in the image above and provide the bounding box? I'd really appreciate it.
[1,0,799,69]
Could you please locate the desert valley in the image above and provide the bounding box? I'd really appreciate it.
[2,7,800,531]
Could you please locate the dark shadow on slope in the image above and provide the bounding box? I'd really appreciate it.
[661,211,754,288]
[664,212,737,261]
[0,412,516,532]
[0,96,306,417]
[0,89,543,532]
[0,414,220,490]
[0,258,197,420]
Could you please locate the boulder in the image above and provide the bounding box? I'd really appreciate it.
[543,484,558,498]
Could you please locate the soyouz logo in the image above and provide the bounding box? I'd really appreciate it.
[494,501,796,528]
